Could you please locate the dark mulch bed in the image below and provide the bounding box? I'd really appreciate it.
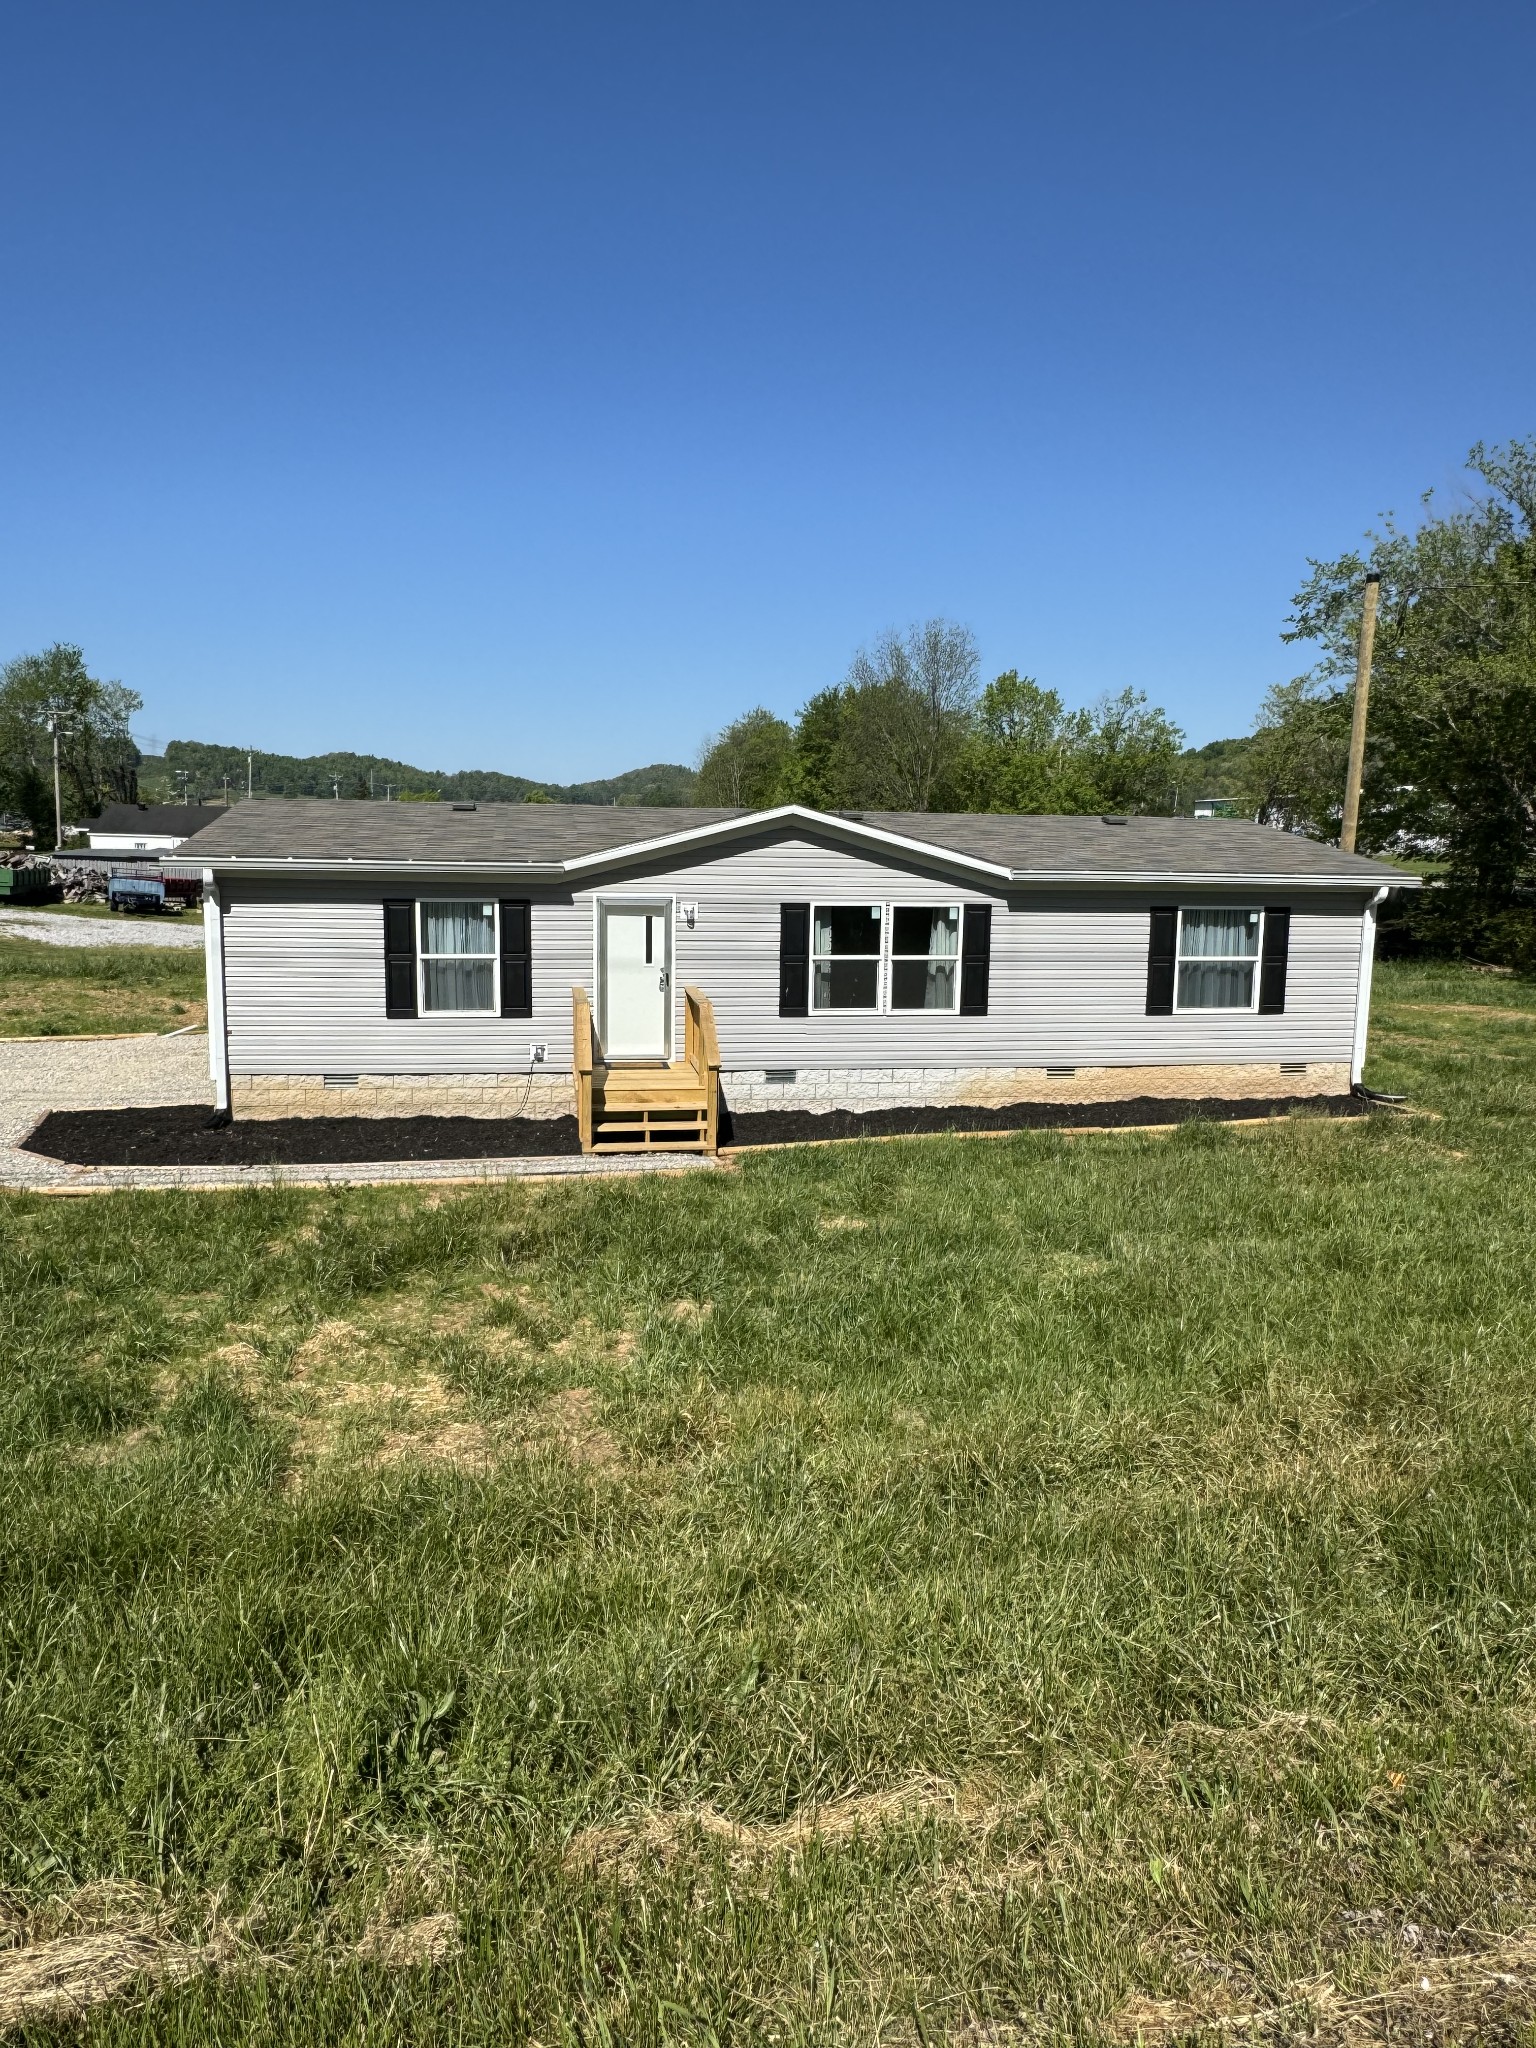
[720,1094,1364,1147]
[24,1094,1365,1168]
[24,1106,584,1167]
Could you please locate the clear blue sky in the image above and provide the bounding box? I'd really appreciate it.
[2,1,1532,779]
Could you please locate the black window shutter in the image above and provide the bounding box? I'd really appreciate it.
[959,904,992,1015]
[384,899,417,1019]
[1258,905,1290,1014]
[1146,906,1177,1015]
[500,899,532,1018]
[779,903,809,1016]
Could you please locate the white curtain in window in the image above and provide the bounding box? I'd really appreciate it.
[421,903,494,955]
[424,959,495,1011]
[1179,909,1259,958]
[1177,908,1260,1008]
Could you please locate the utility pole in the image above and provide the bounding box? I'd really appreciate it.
[384,783,396,802]
[246,752,253,800]
[1340,569,1381,854]
[222,775,231,806]
[46,710,70,849]
[331,776,341,800]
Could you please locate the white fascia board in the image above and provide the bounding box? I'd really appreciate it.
[1005,870,1419,890]
[198,856,567,877]
[561,804,1017,882]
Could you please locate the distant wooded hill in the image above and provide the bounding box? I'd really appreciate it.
[136,732,1260,814]
[138,741,697,808]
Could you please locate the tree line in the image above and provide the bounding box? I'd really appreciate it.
[694,621,1187,816]
[0,646,141,850]
[1244,434,1536,967]
[6,433,1530,969]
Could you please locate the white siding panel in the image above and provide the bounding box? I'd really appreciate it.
[223,832,1370,1075]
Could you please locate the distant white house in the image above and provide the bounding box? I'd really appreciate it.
[87,803,229,854]
[1193,796,1248,820]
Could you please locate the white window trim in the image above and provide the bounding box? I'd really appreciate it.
[810,902,885,1015]
[809,902,965,1016]
[417,896,500,1017]
[1172,904,1263,1014]
[888,902,963,1016]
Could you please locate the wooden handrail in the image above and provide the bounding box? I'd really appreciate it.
[572,985,594,1152]
[683,985,720,1152]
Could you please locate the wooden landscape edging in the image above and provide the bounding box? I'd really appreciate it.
[717,1111,1367,1159]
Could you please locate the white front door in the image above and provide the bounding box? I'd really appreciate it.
[600,902,670,1058]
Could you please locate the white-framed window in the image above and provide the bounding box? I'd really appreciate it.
[1175,906,1262,1011]
[812,905,882,1010]
[809,903,965,1014]
[890,904,961,1011]
[419,899,498,1014]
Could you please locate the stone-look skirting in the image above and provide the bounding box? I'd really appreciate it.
[231,1074,575,1120]
[233,1063,1350,1121]
[717,1063,1351,1113]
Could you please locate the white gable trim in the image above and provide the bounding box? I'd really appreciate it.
[560,805,1017,882]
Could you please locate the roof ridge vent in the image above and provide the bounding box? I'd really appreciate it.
[451,801,477,811]
[1100,814,1129,825]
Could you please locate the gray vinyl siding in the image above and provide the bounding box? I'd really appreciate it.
[220,829,1370,1075]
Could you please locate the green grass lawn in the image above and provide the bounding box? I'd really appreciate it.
[2,961,1535,2043]
[0,937,206,1036]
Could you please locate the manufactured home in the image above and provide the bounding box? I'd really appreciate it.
[186,799,1411,1152]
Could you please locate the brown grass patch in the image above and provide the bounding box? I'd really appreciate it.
[290,1320,371,1374]
[529,1387,622,1470]
[1107,1923,1536,2043]
[668,1297,713,1325]
[1396,1002,1536,1025]
[374,1421,495,1472]
[551,1317,637,1363]
[818,1214,868,1231]
[355,1912,461,1969]
[564,1778,964,1878]
[0,1883,236,2032]
[69,1425,159,1467]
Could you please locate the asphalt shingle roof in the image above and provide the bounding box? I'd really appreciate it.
[93,804,232,837]
[181,797,1408,886]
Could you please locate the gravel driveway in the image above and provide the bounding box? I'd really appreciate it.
[3,1035,214,1189]
[0,910,205,949]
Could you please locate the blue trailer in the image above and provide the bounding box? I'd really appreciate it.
[107,875,167,914]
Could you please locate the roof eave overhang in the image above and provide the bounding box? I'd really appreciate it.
[1005,869,1418,889]
[198,856,568,878]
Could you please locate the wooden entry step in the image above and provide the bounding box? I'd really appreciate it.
[573,985,721,1154]
[591,1062,709,1151]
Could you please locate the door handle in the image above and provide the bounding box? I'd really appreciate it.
[659,969,670,991]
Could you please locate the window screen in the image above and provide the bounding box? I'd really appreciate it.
[419,901,496,1013]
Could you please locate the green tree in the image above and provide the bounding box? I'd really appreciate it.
[1253,436,1536,902]
[951,674,1182,814]
[838,619,980,811]
[1080,687,1184,813]
[693,708,794,807]
[784,687,849,808]
[0,644,142,845]
[782,620,980,812]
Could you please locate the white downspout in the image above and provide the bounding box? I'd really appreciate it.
[1350,886,1389,1088]
[203,868,231,1114]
